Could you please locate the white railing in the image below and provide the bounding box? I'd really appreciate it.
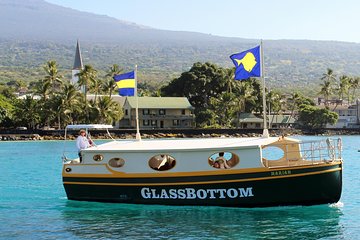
[263,138,342,168]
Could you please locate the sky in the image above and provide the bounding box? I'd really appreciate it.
[46,0,360,43]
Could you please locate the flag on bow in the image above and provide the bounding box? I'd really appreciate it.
[230,46,261,80]
[113,71,135,96]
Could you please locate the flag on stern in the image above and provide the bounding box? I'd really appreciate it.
[230,45,261,80]
[113,71,135,96]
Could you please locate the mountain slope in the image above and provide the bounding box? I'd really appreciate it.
[1,0,360,93]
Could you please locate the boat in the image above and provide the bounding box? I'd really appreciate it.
[62,124,343,207]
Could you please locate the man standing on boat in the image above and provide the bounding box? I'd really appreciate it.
[76,129,93,161]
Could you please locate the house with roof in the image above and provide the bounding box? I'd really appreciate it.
[324,102,359,128]
[118,97,195,129]
[268,114,296,128]
[237,113,264,129]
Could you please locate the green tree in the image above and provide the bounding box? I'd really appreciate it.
[285,92,314,127]
[43,60,63,93]
[349,77,360,104]
[319,68,337,107]
[91,96,123,124]
[161,62,228,126]
[209,92,237,128]
[53,84,83,128]
[104,64,123,97]
[12,96,41,129]
[76,64,97,122]
[297,104,338,129]
[337,75,350,102]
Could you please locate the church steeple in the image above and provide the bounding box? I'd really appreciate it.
[73,40,83,70]
[71,40,84,87]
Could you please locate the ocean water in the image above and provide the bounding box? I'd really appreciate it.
[1,136,359,239]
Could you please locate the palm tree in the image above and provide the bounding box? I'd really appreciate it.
[51,84,83,129]
[35,80,51,100]
[93,96,123,124]
[233,79,258,128]
[12,96,41,129]
[76,64,97,122]
[89,78,103,104]
[266,90,283,128]
[321,68,337,83]
[338,75,350,101]
[319,68,336,107]
[43,60,63,94]
[319,80,333,107]
[225,68,236,93]
[104,64,123,97]
[350,77,360,104]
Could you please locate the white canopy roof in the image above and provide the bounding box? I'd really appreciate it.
[85,136,298,152]
[65,124,113,130]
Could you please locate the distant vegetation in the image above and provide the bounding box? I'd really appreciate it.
[2,39,360,97]
[0,59,348,130]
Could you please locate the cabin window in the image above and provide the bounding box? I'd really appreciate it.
[208,151,239,169]
[151,120,157,126]
[159,109,166,115]
[125,109,128,116]
[143,109,150,115]
[143,120,150,126]
[149,154,176,171]
[182,109,186,115]
[262,146,284,161]
[93,154,104,162]
[108,158,125,168]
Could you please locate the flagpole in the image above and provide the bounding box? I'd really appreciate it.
[260,40,269,138]
[135,65,141,141]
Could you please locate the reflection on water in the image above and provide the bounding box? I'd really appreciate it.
[62,201,343,239]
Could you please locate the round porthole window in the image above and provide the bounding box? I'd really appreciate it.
[148,154,176,171]
[262,146,284,161]
[108,158,125,168]
[208,151,239,169]
[93,154,104,162]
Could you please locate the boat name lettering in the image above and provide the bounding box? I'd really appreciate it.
[271,170,291,176]
[141,187,254,199]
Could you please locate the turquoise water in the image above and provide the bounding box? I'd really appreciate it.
[1,136,359,239]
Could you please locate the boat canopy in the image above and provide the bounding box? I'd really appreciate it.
[65,124,113,130]
[84,136,300,152]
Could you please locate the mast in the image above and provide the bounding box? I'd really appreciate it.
[260,40,269,138]
[135,65,141,141]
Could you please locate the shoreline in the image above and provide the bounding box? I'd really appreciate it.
[0,128,359,141]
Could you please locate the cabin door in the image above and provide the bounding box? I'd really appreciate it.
[160,120,164,128]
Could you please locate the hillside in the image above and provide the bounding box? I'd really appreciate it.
[1,0,360,94]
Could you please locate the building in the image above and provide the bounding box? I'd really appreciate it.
[71,40,84,92]
[268,114,296,128]
[325,103,359,128]
[238,113,264,129]
[119,97,195,129]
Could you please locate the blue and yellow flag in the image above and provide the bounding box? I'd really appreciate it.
[113,71,135,96]
[230,46,261,80]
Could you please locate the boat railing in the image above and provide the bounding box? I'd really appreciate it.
[263,138,342,168]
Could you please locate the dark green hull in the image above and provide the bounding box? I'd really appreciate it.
[63,162,342,207]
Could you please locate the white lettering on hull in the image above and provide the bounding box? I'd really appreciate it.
[141,187,254,199]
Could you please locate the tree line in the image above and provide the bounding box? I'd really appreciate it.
[1,60,356,130]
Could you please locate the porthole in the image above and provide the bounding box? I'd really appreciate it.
[108,158,125,168]
[262,146,284,161]
[93,154,104,162]
[208,151,239,169]
[65,168,72,172]
[149,154,176,171]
